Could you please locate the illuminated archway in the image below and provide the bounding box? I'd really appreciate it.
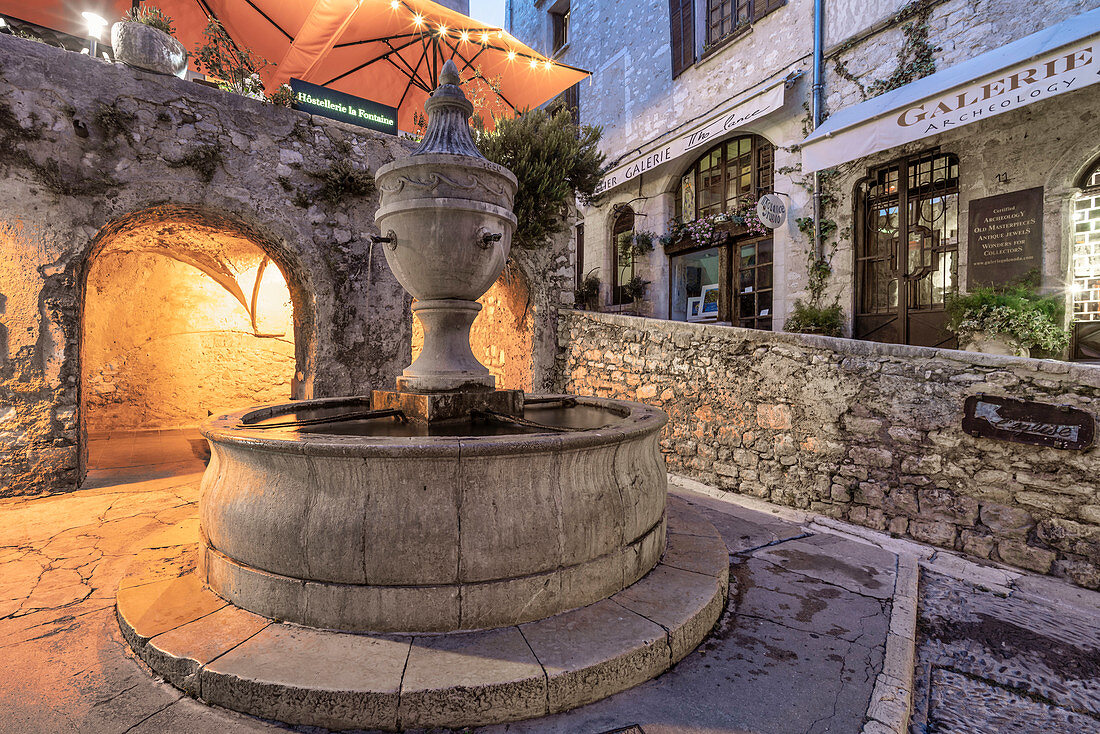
[79,207,314,474]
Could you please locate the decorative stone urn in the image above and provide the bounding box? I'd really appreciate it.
[963,332,1029,358]
[375,59,518,392]
[111,21,188,77]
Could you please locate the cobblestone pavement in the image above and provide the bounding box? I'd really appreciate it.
[911,565,1100,733]
[0,462,896,734]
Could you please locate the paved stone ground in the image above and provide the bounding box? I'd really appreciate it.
[911,565,1100,733]
[0,456,1095,734]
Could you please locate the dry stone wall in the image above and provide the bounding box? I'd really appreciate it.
[0,34,414,496]
[559,311,1100,588]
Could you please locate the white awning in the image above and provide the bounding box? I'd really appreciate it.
[594,81,787,196]
[801,8,1100,173]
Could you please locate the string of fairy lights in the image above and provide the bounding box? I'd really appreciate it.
[383,0,567,72]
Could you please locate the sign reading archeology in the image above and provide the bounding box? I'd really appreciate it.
[962,394,1095,450]
[967,187,1043,287]
[290,78,398,136]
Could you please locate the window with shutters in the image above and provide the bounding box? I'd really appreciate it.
[669,0,695,78]
[551,3,570,53]
[703,0,787,52]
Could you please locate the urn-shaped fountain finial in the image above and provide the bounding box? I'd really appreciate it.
[374,57,519,393]
[412,59,483,158]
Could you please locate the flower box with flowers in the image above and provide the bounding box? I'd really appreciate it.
[661,199,769,253]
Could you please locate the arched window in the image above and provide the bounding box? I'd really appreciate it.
[1072,160,1100,360]
[855,151,959,347]
[668,134,774,329]
[611,206,635,306]
[677,134,773,221]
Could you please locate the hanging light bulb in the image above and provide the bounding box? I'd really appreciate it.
[390,0,399,8]
[438,24,448,37]
[507,50,516,61]
[413,13,424,27]
[459,30,470,43]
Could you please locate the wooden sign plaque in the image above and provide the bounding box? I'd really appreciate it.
[962,394,1095,450]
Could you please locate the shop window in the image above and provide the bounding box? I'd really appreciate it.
[611,207,635,306]
[1071,162,1100,360]
[678,134,774,221]
[670,247,721,322]
[667,134,774,329]
[737,239,773,329]
[855,151,959,347]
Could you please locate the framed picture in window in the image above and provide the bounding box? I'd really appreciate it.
[700,284,719,319]
[686,296,704,322]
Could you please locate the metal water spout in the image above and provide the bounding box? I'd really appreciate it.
[374,59,518,393]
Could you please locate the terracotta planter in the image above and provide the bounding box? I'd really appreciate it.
[111,21,188,77]
[963,332,1030,358]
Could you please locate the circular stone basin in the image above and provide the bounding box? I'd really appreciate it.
[199,395,668,633]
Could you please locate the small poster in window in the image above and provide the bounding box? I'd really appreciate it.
[682,173,696,222]
[686,296,704,322]
[700,284,719,318]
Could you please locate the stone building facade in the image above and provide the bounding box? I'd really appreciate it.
[508,0,1100,358]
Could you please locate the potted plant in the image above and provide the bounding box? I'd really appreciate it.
[575,268,601,311]
[192,19,270,99]
[785,251,845,337]
[945,285,1069,358]
[622,275,650,314]
[111,6,188,77]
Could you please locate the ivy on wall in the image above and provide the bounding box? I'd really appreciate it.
[830,0,943,102]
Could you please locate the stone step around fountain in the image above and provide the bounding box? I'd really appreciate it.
[117,498,729,731]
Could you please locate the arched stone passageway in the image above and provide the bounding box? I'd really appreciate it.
[80,209,306,472]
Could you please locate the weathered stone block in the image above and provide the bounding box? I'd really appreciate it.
[909,520,957,548]
[979,503,1034,537]
[996,540,1056,574]
[850,446,893,468]
[918,487,979,525]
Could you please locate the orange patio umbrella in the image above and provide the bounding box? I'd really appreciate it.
[1,0,589,132]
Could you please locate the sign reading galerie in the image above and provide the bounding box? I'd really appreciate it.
[290,78,398,136]
[967,187,1044,287]
[801,17,1100,171]
[594,84,785,196]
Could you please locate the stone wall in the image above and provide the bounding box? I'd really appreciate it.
[0,34,413,496]
[558,310,1100,588]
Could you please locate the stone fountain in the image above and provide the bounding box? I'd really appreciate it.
[116,60,729,731]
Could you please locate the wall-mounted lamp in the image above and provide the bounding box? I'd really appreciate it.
[81,11,108,58]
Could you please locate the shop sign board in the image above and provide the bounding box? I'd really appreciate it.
[967,187,1043,287]
[756,194,787,229]
[801,17,1100,172]
[290,78,398,136]
[962,394,1095,450]
[594,84,785,196]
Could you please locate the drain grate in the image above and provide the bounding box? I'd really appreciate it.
[598,726,645,734]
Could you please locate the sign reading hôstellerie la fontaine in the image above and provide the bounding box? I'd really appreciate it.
[290,78,398,136]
